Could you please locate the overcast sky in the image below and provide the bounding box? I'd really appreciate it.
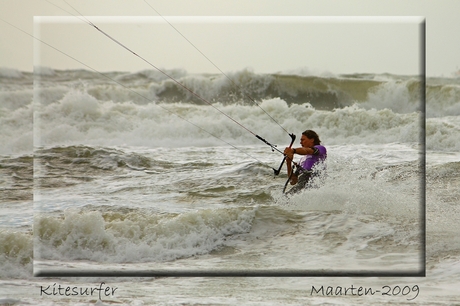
[1,0,459,77]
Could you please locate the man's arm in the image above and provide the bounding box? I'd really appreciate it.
[287,147,317,156]
[284,148,298,185]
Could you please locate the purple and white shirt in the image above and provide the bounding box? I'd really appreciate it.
[298,145,327,172]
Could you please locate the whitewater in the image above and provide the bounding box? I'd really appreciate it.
[1,67,459,305]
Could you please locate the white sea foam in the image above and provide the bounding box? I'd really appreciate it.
[29,89,422,150]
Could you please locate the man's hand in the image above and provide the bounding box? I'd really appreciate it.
[284,147,294,161]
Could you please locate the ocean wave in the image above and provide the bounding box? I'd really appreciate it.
[426,82,460,117]
[427,161,460,182]
[108,69,386,110]
[2,68,459,154]
[115,68,188,83]
[35,206,256,263]
[426,116,460,152]
[35,145,156,188]
[0,91,431,155]
[35,87,420,145]
[3,68,459,117]
[34,66,56,76]
[0,230,33,279]
[0,67,23,79]
[2,67,421,108]
[0,155,33,202]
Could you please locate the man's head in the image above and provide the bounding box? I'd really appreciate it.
[301,130,321,147]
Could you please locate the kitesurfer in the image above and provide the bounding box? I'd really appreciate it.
[284,130,327,193]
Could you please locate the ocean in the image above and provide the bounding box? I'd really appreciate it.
[1,67,459,305]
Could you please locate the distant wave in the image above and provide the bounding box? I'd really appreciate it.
[0,67,23,79]
[34,66,56,76]
[2,67,460,154]
[3,67,459,116]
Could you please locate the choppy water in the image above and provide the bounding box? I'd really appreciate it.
[1,67,459,305]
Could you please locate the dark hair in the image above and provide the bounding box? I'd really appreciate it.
[302,130,321,145]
